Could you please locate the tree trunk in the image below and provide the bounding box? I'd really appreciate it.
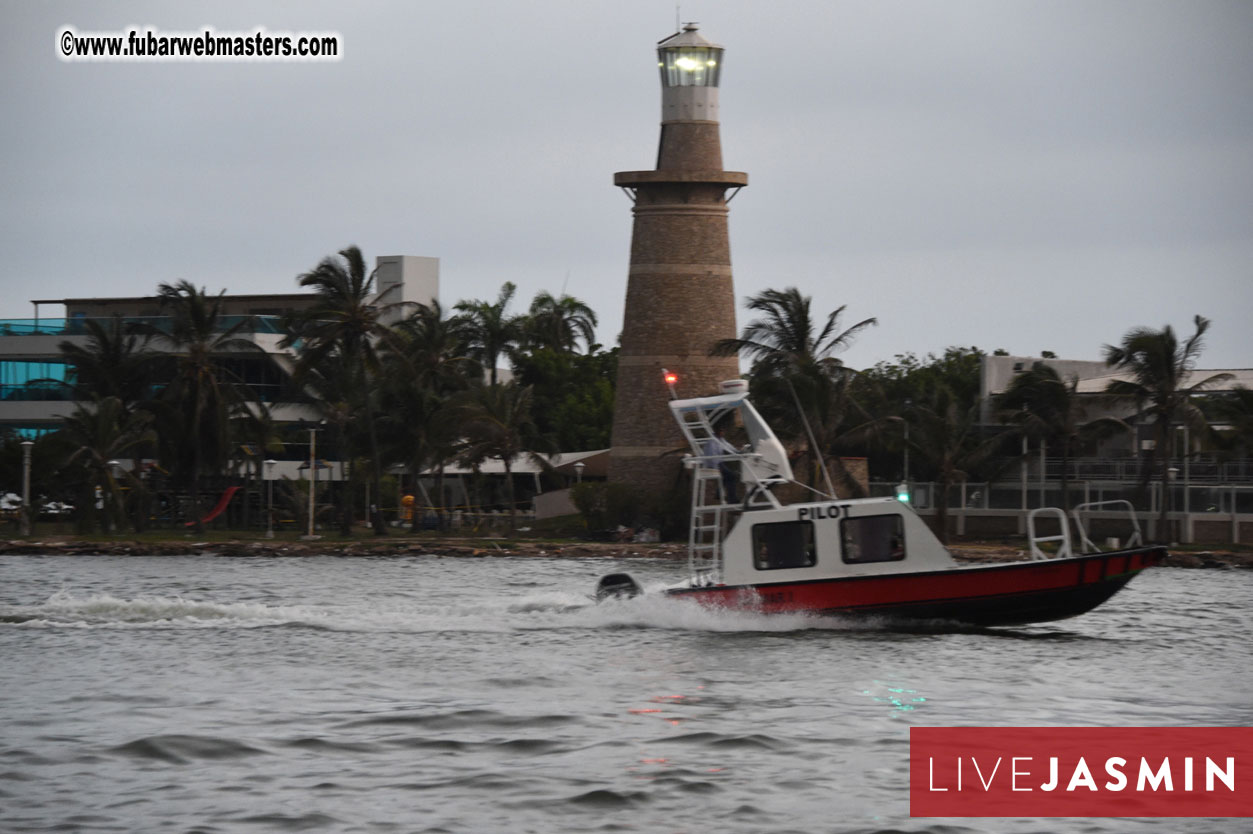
[242,463,252,531]
[366,411,386,535]
[409,459,428,534]
[1157,419,1172,544]
[934,473,952,545]
[339,452,353,538]
[504,458,516,534]
[191,427,203,533]
[435,464,449,532]
[1060,435,1072,514]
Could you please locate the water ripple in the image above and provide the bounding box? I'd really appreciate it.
[108,734,267,763]
[2,556,1248,834]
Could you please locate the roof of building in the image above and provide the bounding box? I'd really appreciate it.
[418,450,610,477]
[658,23,721,50]
[984,354,1251,396]
[1073,368,1253,394]
[32,293,316,305]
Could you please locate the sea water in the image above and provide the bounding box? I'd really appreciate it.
[1,553,1250,833]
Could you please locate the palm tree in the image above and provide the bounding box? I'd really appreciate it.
[905,384,1005,544]
[1210,386,1253,458]
[712,287,877,494]
[997,362,1127,512]
[380,301,475,531]
[524,291,598,354]
[296,352,361,536]
[155,280,258,532]
[58,315,156,410]
[1103,315,1232,542]
[458,381,552,533]
[284,246,395,534]
[231,400,286,531]
[60,397,156,533]
[455,282,524,386]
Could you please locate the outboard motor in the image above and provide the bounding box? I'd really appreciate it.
[595,572,643,601]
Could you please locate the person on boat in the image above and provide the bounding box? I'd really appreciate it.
[702,425,741,503]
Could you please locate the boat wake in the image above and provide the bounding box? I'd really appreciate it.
[0,590,334,630]
[1,586,1056,636]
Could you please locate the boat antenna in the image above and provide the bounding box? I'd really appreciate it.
[786,377,838,498]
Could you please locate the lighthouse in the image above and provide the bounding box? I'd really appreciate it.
[608,23,747,493]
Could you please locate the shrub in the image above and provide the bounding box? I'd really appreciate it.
[570,481,643,530]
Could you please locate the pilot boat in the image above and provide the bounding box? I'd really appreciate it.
[595,380,1164,626]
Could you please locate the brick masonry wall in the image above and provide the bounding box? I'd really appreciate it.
[610,101,745,496]
[656,122,723,171]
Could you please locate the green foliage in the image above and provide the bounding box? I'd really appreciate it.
[458,381,554,532]
[59,397,157,533]
[153,280,260,529]
[513,347,617,450]
[995,361,1128,511]
[454,282,523,387]
[1103,315,1230,541]
[712,287,879,494]
[1210,386,1253,455]
[863,346,987,409]
[524,291,598,354]
[285,245,399,534]
[570,480,643,530]
[58,315,156,409]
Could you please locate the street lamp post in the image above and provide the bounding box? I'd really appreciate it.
[1166,465,1179,544]
[306,428,317,539]
[19,440,33,537]
[573,461,585,484]
[264,459,277,539]
[106,459,121,533]
[902,398,911,507]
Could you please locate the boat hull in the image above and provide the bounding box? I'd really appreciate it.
[665,547,1166,626]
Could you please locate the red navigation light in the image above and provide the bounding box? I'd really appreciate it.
[662,369,679,399]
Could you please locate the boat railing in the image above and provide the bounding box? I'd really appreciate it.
[1070,500,1143,552]
[668,386,796,585]
[1026,507,1073,561]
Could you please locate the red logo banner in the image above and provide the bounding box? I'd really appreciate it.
[910,727,1253,817]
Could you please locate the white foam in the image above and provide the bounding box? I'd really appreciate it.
[1,584,876,635]
[4,590,323,630]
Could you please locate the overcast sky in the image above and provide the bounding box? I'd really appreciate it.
[3,1,1251,371]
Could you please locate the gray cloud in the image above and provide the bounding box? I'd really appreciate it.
[3,0,1250,368]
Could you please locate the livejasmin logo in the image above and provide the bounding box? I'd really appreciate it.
[909,727,1253,818]
[928,752,1234,793]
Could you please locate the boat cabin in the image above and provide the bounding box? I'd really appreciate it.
[669,381,956,588]
[718,497,956,587]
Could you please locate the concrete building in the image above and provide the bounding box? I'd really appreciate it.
[893,353,1253,544]
[609,23,746,493]
[0,255,437,438]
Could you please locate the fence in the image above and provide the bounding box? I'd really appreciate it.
[869,480,1253,544]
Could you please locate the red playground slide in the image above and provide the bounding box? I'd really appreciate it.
[184,486,241,527]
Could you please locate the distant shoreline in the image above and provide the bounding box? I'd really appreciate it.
[2,538,1249,568]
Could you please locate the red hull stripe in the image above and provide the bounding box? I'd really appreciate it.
[667,547,1165,616]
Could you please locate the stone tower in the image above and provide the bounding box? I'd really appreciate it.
[609,23,746,493]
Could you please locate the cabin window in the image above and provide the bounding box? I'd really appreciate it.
[752,521,816,571]
[841,514,906,563]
